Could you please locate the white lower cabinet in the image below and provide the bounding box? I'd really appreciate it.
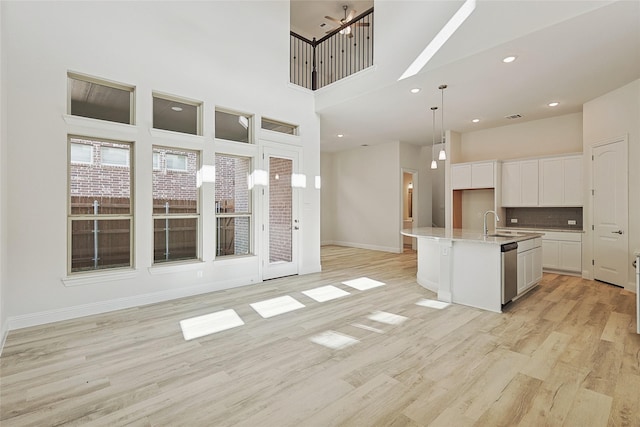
[541,232,582,274]
[517,238,543,295]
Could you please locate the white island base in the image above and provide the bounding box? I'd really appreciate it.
[403,227,543,313]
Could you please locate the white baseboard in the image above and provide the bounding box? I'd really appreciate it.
[7,275,261,331]
[330,240,402,254]
[0,323,8,356]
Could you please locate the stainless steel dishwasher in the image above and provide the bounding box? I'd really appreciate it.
[501,242,518,304]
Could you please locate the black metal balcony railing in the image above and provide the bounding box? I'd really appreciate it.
[290,8,374,91]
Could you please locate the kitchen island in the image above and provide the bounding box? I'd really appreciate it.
[401,227,544,313]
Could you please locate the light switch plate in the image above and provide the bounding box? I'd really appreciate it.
[511,218,518,223]
[568,220,577,225]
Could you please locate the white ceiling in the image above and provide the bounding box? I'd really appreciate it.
[291,1,640,152]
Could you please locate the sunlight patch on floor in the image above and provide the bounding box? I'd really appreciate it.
[342,277,386,291]
[250,295,306,318]
[416,299,450,309]
[179,309,245,341]
[302,285,351,302]
[367,311,408,325]
[309,331,360,350]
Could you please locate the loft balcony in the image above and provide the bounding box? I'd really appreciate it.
[290,8,373,90]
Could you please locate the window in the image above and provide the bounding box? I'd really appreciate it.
[152,147,200,264]
[68,136,133,273]
[152,93,201,135]
[68,73,134,125]
[100,146,130,167]
[152,152,161,170]
[70,142,93,164]
[261,117,298,135]
[215,154,252,257]
[215,109,252,143]
[166,153,188,172]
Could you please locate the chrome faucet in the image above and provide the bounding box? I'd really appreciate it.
[483,210,500,236]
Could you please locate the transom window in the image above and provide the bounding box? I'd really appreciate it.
[68,73,135,125]
[152,93,201,135]
[261,117,298,136]
[215,109,253,143]
[68,136,133,273]
[215,154,252,257]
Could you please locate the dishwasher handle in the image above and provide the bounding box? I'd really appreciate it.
[501,242,518,252]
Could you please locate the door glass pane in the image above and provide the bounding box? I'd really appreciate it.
[269,157,292,263]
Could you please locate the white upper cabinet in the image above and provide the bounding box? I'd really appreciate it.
[501,159,538,207]
[539,155,583,206]
[452,161,495,190]
[501,154,582,207]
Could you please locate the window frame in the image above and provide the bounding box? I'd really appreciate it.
[67,72,136,125]
[214,152,254,258]
[151,146,202,265]
[152,92,203,136]
[261,117,299,136]
[214,107,254,144]
[67,135,134,275]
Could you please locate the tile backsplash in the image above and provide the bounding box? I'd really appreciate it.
[505,207,583,230]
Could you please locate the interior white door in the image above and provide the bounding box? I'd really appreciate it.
[262,146,300,280]
[593,139,628,287]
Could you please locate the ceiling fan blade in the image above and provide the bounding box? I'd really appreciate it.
[352,22,370,27]
[346,9,356,21]
[325,15,342,24]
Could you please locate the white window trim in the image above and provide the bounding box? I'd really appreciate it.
[67,71,136,125]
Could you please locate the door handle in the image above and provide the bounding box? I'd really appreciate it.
[611,230,623,234]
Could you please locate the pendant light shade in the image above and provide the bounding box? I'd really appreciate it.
[439,84,448,162]
[431,106,438,170]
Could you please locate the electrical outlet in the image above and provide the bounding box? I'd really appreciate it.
[511,218,518,223]
[568,220,577,225]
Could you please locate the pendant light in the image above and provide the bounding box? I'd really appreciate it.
[430,106,438,169]
[438,84,448,161]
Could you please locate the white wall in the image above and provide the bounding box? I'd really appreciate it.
[459,113,583,162]
[583,79,640,290]
[3,1,320,330]
[0,1,7,349]
[330,142,401,252]
[320,151,336,245]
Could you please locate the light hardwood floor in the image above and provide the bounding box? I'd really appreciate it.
[1,245,639,426]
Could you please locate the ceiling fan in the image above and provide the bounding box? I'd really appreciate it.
[325,5,369,38]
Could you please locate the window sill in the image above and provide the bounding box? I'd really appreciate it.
[149,128,208,145]
[213,254,257,265]
[148,260,206,275]
[63,115,138,135]
[62,269,139,287]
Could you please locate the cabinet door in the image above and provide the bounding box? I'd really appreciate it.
[539,158,563,206]
[472,162,494,188]
[502,162,520,206]
[520,160,539,206]
[563,156,583,206]
[559,241,582,273]
[452,164,472,190]
[532,246,543,283]
[542,240,560,269]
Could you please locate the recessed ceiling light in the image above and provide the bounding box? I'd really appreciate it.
[548,101,559,107]
[472,118,480,123]
[502,55,517,63]
[171,106,183,112]
[337,134,344,138]
[410,88,421,94]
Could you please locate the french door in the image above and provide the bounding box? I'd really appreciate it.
[262,145,300,280]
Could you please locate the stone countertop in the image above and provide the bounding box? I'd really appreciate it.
[401,227,544,245]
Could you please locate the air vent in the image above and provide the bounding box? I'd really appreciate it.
[505,114,523,120]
